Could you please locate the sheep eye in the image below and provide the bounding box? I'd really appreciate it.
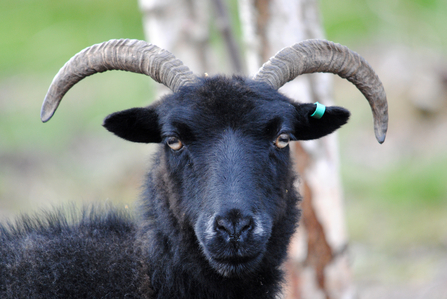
[167,137,183,151]
[275,134,290,149]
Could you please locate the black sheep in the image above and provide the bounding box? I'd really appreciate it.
[0,39,388,299]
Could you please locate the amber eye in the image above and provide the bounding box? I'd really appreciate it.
[275,133,290,149]
[167,137,183,151]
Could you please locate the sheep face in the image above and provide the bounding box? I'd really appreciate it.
[103,75,350,278]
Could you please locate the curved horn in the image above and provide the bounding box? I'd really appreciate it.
[41,39,198,122]
[253,39,388,144]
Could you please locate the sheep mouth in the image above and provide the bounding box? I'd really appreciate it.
[213,254,260,265]
[208,253,263,277]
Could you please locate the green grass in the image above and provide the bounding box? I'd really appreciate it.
[342,154,447,248]
[343,155,447,207]
[0,0,144,75]
[320,0,447,51]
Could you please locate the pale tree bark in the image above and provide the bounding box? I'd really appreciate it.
[139,0,242,82]
[139,0,354,298]
[211,0,244,74]
[139,0,213,96]
[238,1,355,298]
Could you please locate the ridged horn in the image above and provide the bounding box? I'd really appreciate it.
[253,39,388,144]
[41,39,198,122]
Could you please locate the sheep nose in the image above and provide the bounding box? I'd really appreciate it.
[214,210,254,242]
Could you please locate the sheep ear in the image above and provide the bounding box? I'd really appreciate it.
[292,103,350,140]
[103,107,162,143]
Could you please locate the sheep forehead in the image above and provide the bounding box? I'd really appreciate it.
[163,76,295,133]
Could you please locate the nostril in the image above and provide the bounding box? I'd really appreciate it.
[239,217,253,234]
[216,218,232,234]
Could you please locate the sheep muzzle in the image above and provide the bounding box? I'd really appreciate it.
[195,209,272,277]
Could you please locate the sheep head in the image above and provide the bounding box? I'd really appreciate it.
[41,39,388,278]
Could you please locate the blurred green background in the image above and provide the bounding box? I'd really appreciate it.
[1,0,446,297]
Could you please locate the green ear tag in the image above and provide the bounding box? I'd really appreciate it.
[310,102,326,119]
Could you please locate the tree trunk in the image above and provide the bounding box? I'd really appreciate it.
[238,0,355,298]
[139,0,213,96]
[139,0,242,78]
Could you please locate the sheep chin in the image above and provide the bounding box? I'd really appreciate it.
[208,253,264,278]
